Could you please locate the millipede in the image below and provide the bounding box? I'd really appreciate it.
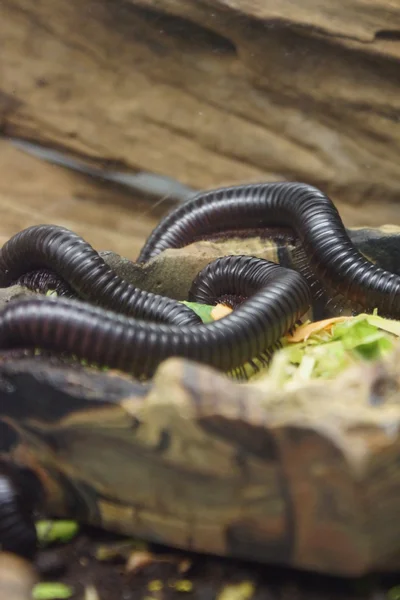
[0,255,311,380]
[0,181,398,379]
[0,224,200,327]
[138,182,400,318]
[0,180,400,560]
[0,460,39,559]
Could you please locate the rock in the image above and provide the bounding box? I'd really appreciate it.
[1,345,400,576]
[1,1,400,223]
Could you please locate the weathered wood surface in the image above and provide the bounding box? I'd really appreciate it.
[1,0,400,224]
[0,141,159,260]
[2,347,400,577]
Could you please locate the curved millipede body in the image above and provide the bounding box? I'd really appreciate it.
[0,257,311,379]
[138,182,400,318]
[0,463,38,559]
[16,268,76,298]
[189,255,279,306]
[0,225,200,327]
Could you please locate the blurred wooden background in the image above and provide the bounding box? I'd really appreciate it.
[1,135,399,262]
[1,0,400,255]
[0,139,161,260]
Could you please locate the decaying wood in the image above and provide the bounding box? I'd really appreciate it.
[1,0,400,224]
[1,346,400,577]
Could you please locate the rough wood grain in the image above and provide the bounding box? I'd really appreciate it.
[2,347,400,576]
[0,140,160,260]
[1,0,400,222]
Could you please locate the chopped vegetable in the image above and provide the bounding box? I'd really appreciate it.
[179,301,400,385]
[388,585,400,600]
[96,539,148,562]
[181,301,233,323]
[148,580,163,592]
[36,520,79,545]
[286,317,351,342]
[32,583,74,600]
[171,580,193,592]
[211,304,233,320]
[217,581,255,600]
[266,313,400,387]
[84,586,100,600]
[180,301,215,323]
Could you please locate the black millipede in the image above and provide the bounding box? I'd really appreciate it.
[0,256,311,380]
[15,268,76,299]
[138,182,400,319]
[0,224,200,327]
[0,461,39,559]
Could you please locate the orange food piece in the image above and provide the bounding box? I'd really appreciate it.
[286,316,352,342]
[211,304,233,320]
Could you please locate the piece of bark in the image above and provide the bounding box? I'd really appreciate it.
[1,0,400,222]
[1,345,400,577]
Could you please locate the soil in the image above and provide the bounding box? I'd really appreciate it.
[32,526,399,600]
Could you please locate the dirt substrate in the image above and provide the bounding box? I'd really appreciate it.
[30,527,400,600]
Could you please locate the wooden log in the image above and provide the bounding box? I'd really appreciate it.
[2,347,400,576]
[1,0,400,222]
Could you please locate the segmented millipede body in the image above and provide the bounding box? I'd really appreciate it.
[16,269,76,298]
[138,182,400,318]
[0,225,200,327]
[0,462,38,559]
[0,256,311,379]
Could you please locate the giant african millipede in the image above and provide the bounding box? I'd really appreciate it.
[0,180,400,559]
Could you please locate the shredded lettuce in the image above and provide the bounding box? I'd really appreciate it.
[179,302,400,385]
[265,313,399,387]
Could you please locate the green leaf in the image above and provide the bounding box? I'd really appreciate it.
[36,520,79,544]
[32,583,74,600]
[180,301,215,323]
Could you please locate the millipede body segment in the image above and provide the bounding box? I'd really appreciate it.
[0,257,311,379]
[0,462,38,559]
[138,182,400,318]
[0,225,200,327]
